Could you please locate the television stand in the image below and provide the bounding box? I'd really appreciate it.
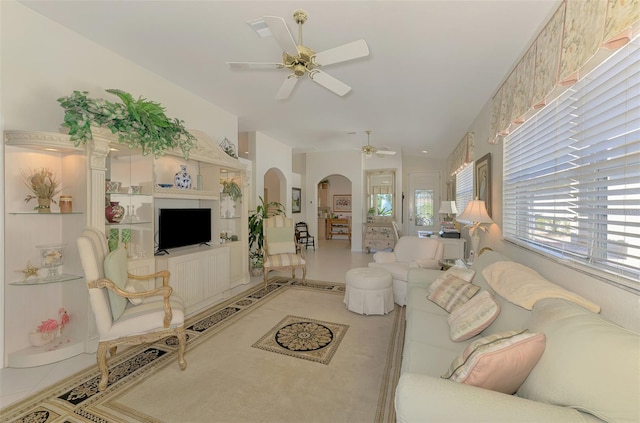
[155,245,231,315]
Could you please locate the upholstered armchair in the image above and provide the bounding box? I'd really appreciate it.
[368,236,443,306]
[77,227,187,391]
[263,215,306,286]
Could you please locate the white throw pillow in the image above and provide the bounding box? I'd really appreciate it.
[448,291,500,342]
[124,280,147,305]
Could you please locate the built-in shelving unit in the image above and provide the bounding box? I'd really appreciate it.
[3,128,250,368]
[4,130,91,368]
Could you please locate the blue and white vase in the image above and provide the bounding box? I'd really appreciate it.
[174,165,192,190]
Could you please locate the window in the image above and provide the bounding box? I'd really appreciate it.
[414,189,434,226]
[503,37,640,290]
[367,170,395,218]
[456,164,473,218]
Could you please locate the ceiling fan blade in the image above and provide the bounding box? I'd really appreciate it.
[263,16,298,56]
[376,150,397,156]
[276,75,299,100]
[227,62,283,70]
[313,39,370,66]
[309,70,351,96]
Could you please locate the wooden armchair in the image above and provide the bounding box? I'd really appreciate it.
[263,216,306,286]
[77,227,187,391]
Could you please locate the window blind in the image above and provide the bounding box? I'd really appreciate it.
[503,36,640,290]
[456,164,473,219]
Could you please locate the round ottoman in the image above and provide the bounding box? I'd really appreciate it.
[344,267,394,315]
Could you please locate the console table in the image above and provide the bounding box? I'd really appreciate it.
[363,222,396,253]
[327,218,351,241]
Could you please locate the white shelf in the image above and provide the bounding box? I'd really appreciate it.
[153,187,219,200]
[10,274,82,286]
[7,336,86,368]
[9,211,83,215]
[106,220,152,226]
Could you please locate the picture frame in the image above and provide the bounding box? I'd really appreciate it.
[292,187,301,213]
[333,194,352,212]
[474,153,492,217]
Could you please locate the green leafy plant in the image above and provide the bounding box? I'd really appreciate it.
[248,196,285,268]
[221,179,242,202]
[57,89,197,158]
[378,205,392,216]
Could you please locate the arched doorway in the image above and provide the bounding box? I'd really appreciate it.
[264,167,287,211]
[316,174,351,241]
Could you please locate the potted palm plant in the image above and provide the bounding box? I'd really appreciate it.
[57,89,197,158]
[248,196,285,276]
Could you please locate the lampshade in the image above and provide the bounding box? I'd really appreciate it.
[457,200,493,224]
[438,201,458,215]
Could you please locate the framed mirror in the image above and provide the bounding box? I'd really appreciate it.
[366,169,395,221]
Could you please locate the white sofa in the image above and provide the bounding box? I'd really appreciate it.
[396,250,640,423]
[368,236,443,306]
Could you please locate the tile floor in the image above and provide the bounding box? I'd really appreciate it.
[0,238,373,408]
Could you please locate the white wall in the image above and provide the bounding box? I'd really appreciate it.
[0,1,240,365]
[250,131,293,214]
[465,89,640,332]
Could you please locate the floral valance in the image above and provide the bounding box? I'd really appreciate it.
[489,0,640,144]
[449,132,474,176]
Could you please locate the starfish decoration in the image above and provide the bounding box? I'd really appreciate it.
[18,260,41,279]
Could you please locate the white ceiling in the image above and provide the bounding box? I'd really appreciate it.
[21,0,560,159]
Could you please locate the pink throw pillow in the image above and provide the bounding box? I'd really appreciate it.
[442,330,546,394]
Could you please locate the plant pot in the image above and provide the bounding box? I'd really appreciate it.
[250,267,263,277]
[37,198,52,213]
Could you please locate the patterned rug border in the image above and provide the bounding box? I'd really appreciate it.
[252,314,349,365]
[0,277,350,423]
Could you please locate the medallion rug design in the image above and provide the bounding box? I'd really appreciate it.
[252,315,348,364]
[1,277,405,423]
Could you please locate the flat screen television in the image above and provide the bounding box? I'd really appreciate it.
[157,208,211,252]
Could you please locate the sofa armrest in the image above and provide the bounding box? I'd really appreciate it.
[372,251,397,263]
[395,373,587,423]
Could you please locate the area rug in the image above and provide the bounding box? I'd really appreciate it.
[252,315,349,364]
[1,277,405,423]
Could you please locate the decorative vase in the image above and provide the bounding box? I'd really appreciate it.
[174,165,192,190]
[105,201,125,223]
[36,198,52,213]
[37,243,66,280]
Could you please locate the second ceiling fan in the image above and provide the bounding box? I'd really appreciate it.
[360,130,397,157]
[227,9,369,100]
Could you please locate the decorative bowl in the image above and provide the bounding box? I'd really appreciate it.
[106,181,122,193]
[157,184,173,189]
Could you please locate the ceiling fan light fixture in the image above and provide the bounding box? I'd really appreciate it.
[293,63,306,76]
[230,10,369,100]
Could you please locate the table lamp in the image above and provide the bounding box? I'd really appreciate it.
[457,199,493,262]
[438,201,458,221]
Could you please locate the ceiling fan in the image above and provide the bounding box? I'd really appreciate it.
[361,130,397,157]
[227,9,369,100]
